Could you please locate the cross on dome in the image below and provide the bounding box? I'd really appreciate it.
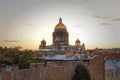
[59,17,62,23]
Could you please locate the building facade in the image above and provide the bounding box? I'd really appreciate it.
[0,56,105,80]
[105,59,120,80]
[39,18,85,54]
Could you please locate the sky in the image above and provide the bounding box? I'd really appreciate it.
[0,0,120,50]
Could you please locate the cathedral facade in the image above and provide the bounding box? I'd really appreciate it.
[39,18,85,54]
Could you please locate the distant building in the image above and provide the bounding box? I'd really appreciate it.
[86,48,120,59]
[105,59,120,80]
[39,18,85,54]
[94,48,120,54]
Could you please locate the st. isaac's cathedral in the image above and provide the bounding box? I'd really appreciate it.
[39,18,85,54]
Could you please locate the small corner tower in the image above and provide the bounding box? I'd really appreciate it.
[75,38,81,46]
[82,43,85,51]
[39,39,46,49]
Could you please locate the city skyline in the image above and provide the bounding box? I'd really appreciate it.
[0,0,120,50]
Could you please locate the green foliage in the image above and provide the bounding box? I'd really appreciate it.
[5,49,20,64]
[72,64,91,80]
[0,57,4,65]
[3,49,34,69]
[18,50,32,69]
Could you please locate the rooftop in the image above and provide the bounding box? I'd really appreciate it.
[105,59,120,69]
[42,53,96,60]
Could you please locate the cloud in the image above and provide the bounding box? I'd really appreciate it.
[101,23,111,26]
[91,15,111,19]
[3,40,20,42]
[111,18,120,21]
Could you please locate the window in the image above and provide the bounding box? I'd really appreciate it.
[111,72,113,78]
[116,72,117,78]
[119,72,120,77]
[107,73,109,79]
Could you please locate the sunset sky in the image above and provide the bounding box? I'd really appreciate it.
[0,0,120,50]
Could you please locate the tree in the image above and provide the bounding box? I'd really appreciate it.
[2,48,44,69]
[72,64,91,80]
[19,50,33,69]
[4,49,33,69]
[5,49,20,64]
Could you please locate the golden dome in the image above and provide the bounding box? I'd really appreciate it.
[55,18,67,30]
[55,23,66,29]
